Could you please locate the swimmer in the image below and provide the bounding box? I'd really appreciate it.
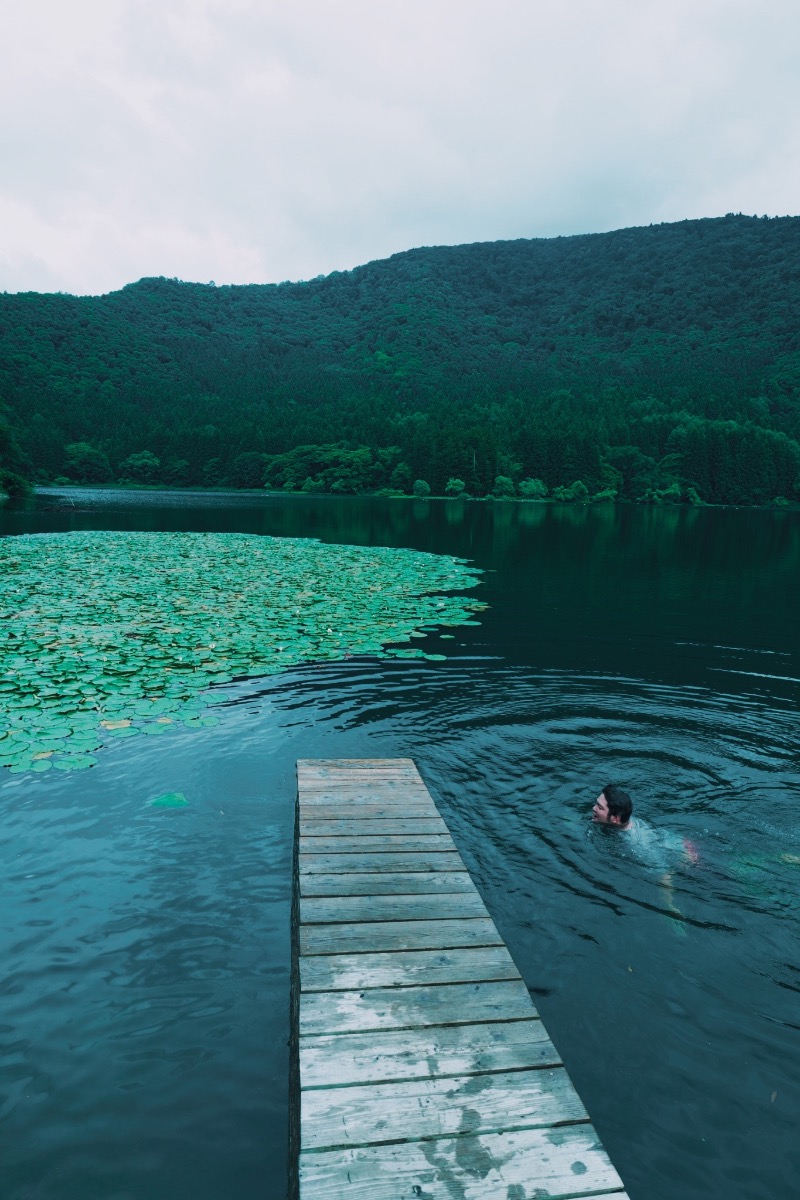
[592,784,633,829]
[592,783,696,930]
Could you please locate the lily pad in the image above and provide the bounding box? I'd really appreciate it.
[53,755,97,771]
[148,792,189,808]
[1,531,485,773]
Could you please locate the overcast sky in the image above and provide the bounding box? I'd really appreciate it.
[2,0,798,295]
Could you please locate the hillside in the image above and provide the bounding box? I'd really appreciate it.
[2,213,800,504]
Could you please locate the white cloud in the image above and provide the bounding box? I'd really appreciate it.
[1,0,799,294]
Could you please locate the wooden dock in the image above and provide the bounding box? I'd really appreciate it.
[291,758,628,1199]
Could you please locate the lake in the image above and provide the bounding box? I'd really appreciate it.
[2,489,799,1200]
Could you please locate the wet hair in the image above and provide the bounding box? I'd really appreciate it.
[602,784,632,824]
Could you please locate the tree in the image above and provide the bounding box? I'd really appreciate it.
[0,410,31,486]
[606,446,657,501]
[552,480,589,502]
[390,461,412,492]
[227,451,267,489]
[518,477,547,500]
[493,475,515,498]
[412,479,431,497]
[65,441,112,483]
[202,458,222,486]
[118,450,161,484]
[445,477,466,497]
[162,457,190,485]
[0,469,31,497]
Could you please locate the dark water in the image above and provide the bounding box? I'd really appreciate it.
[2,489,800,1200]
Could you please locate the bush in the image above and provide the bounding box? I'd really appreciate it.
[493,475,516,498]
[118,450,161,484]
[162,457,190,486]
[391,461,412,491]
[301,476,326,493]
[553,480,589,502]
[65,441,113,483]
[445,477,466,497]
[518,477,547,500]
[412,479,431,498]
[0,469,31,497]
[228,451,267,489]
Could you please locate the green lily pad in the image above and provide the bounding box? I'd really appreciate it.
[53,755,97,771]
[148,792,189,808]
[1,531,485,771]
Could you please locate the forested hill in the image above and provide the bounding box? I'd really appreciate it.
[2,213,800,505]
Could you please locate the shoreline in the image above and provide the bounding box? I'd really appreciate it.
[15,483,800,513]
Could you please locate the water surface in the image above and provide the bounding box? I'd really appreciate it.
[2,490,799,1200]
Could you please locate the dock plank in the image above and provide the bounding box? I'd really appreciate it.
[293,758,627,1200]
[300,1019,560,1087]
[300,979,536,1035]
[299,870,474,897]
[300,917,503,956]
[300,892,490,925]
[299,834,456,853]
[300,851,464,874]
[302,1067,588,1149]
[298,791,436,807]
[298,804,440,821]
[300,945,520,991]
[299,817,449,836]
[298,1127,627,1200]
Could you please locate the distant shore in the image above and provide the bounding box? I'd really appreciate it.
[11,483,798,512]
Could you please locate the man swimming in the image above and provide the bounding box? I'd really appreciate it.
[591,783,694,928]
[592,784,633,829]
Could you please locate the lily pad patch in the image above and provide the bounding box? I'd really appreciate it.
[1,530,485,774]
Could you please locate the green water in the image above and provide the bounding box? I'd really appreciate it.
[2,489,799,1200]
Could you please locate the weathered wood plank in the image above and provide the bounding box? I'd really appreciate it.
[298,775,421,787]
[298,757,418,770]
[299,804,440,821]
[297,765,421,781]
[298,790,435,806]
[299,834,456,854]
[300,917,502,957]
[300,1018,559,1087]
[301,892,489,925]
[298,1126,626,1200]
[300,979,535,1035]
[300,817,449,836]
[298,774,424,785]
[300,852,464,874]
[299,946,522,992]
[299,870,474,897]
[302,1067,587,1149]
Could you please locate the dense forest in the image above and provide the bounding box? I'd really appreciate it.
[2,213,800,505]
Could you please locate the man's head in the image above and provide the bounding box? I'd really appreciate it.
[592,784,633,828]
